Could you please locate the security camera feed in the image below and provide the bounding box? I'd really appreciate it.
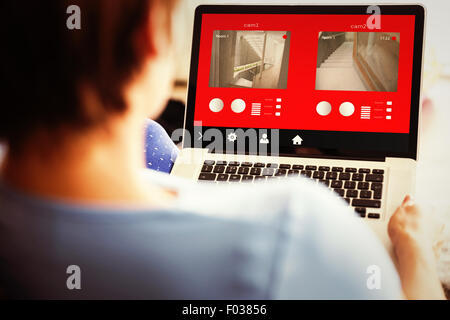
[315,31,400,92]
[209,30,291,89]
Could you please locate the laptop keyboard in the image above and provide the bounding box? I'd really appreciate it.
[198,160,385,219]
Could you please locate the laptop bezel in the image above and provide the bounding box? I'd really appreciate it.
[182,4,425,161]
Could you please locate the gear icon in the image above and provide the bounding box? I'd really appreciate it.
[227,132,237,142]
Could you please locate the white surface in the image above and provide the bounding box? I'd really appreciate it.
[416,78,450,286]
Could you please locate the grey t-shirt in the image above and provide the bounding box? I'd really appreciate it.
[0,170,402,299]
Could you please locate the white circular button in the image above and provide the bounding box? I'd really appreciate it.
[231,99,246,113]
[339,102,355,117]
[209,98,224,113]
[316,101,332,116]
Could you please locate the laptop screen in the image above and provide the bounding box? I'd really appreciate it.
[185,7,424,159]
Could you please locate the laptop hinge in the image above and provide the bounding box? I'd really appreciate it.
[281,154,386,162]
[207,149,386,162]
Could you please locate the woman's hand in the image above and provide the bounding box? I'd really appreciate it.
[388,195,446,299]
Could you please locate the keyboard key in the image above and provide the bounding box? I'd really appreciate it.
[203,160,215,166]
[371,183,383,191]
[301,170,312,178]
[306,165,317,170]
[313,171,324,179]
[216,161,227,166]
[292,165,304,170]
[358,168,371,174]
[319,179,329,187]
[279,164,291,169]
[360,190,372,199]
[266,163,278,168]
[368,213,381,219]
[217,174,229,181]
[326,172,338,180]
[287,170,299,176]
[346,190,358,198]
[366,174,384,182]
[201,165,213,173]
[344,198,351,204]
[262,168,275,176]
[352,199,381,208]
[254,163,265,168]
[334,189,345,197]
[332,167,343,172]
[355,208,366,218]
[242,175,253,182]
[374,190,382,199]
[331,180,343,188]
[254,176,265,181]
[344,181,356,189]
[355,207,366,214]
[345,168,357,173]
[225,166,237,174]
[198,173,216,181]
[229,174,241,182]
[213,165,225,174]
[352,173,364,181]
[318,166,330,171]
[241,162,253,167]
[228,161,240,166]
[372,169,384,174]
[357,182,369,190]
[275,169,287,177]
[238,167,250,175]
[339,173,351,180]
[250,168,262,175]
[355,207,366,217]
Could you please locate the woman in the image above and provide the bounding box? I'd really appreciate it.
[0,0,444,299]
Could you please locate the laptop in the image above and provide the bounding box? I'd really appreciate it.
[171,4,425,248]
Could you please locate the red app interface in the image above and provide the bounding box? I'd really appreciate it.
[193,14,415,133]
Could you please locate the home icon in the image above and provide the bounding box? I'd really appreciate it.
[292,135,303,145]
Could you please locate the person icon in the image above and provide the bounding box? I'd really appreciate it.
[259,133,269,144]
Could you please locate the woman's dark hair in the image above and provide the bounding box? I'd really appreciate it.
[0,0,176,149]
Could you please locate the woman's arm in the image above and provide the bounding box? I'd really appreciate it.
[388,195,446,300]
